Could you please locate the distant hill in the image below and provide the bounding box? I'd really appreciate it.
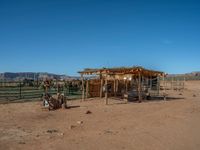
[185,71,200,76]
[1,71,199,81]
[0,72,80,81]
[167,71,200,80]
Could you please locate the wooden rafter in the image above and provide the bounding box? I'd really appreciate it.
[78,66,164,77]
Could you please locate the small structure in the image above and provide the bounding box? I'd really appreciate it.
[78,66,164,104]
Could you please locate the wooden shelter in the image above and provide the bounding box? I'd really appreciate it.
[78,67,164,104]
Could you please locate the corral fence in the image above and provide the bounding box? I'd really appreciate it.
[160,76,186,91]
[0,80,82,103]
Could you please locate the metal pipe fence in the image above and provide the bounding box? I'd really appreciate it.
[0,81,82,103]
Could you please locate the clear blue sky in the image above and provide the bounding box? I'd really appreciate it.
[0,0,200,75]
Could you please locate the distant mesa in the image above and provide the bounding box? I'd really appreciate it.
[0,71,200,81]
[167,71,200,77]
[166,71,200,81]
[186,71,200,77]
[0,72,80,81]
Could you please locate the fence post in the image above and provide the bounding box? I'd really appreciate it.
[86,80,89,99]
[157,76,160,95]
[150,76,152,90]
[19,82,22,99]
[68,84,70,95]
[105,75,108,105]
[81,74,85,102]
[138,73,142,103]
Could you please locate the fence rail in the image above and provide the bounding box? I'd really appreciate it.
[0,81,82,103]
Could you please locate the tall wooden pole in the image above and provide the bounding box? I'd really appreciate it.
[19,82,22,99]
[114,79,116,97]
[150,76,152,90]
[176,78,179,91]
[116,79,119,95]
[100,74,103,98]
[163,75,167,100]
[163,76,166,93]
[86,80,89,99]
[183,76,185,90]
[105,74,108,105]
[56,79,58,93]
[138,73,142,103]
[81,74,85,102]
[125,80,128,93]
[157,76,160,95]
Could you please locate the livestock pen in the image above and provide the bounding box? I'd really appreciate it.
[0,80,82,103]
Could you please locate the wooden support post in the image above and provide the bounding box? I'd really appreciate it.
[162,76,165,92]
[123,78,126,94]
[164,76,166,92]
[56,79,59,93]
[141,75,144,95]
[100,78,103,98]
[138,73,142,103]
[171,77,174,90]
[163,76,166,100]
[146,77,149,88]
[86,80,89,99]
[19,82,22,99]
[81,74,85,102]
[36,77,39,87]
[150,76,152,90]
[113,79,117,97]
[157,76,160,95]
[105,75,108,105]
[116,79,119,95]
[125,80,128,93]
[177,79,179,91]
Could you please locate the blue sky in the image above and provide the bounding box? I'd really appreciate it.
[0,0,200,75]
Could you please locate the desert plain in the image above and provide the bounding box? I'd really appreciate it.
[0,81,200,150]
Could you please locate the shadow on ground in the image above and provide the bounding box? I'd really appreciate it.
[107,96,185,105]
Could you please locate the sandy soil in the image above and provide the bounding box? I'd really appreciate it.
[0,81,200,150]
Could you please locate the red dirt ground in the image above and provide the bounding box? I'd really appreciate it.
[0,81,200,150]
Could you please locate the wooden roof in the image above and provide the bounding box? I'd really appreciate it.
[78,66,164,76]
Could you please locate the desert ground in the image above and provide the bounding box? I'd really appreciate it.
[0,81,200,150]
